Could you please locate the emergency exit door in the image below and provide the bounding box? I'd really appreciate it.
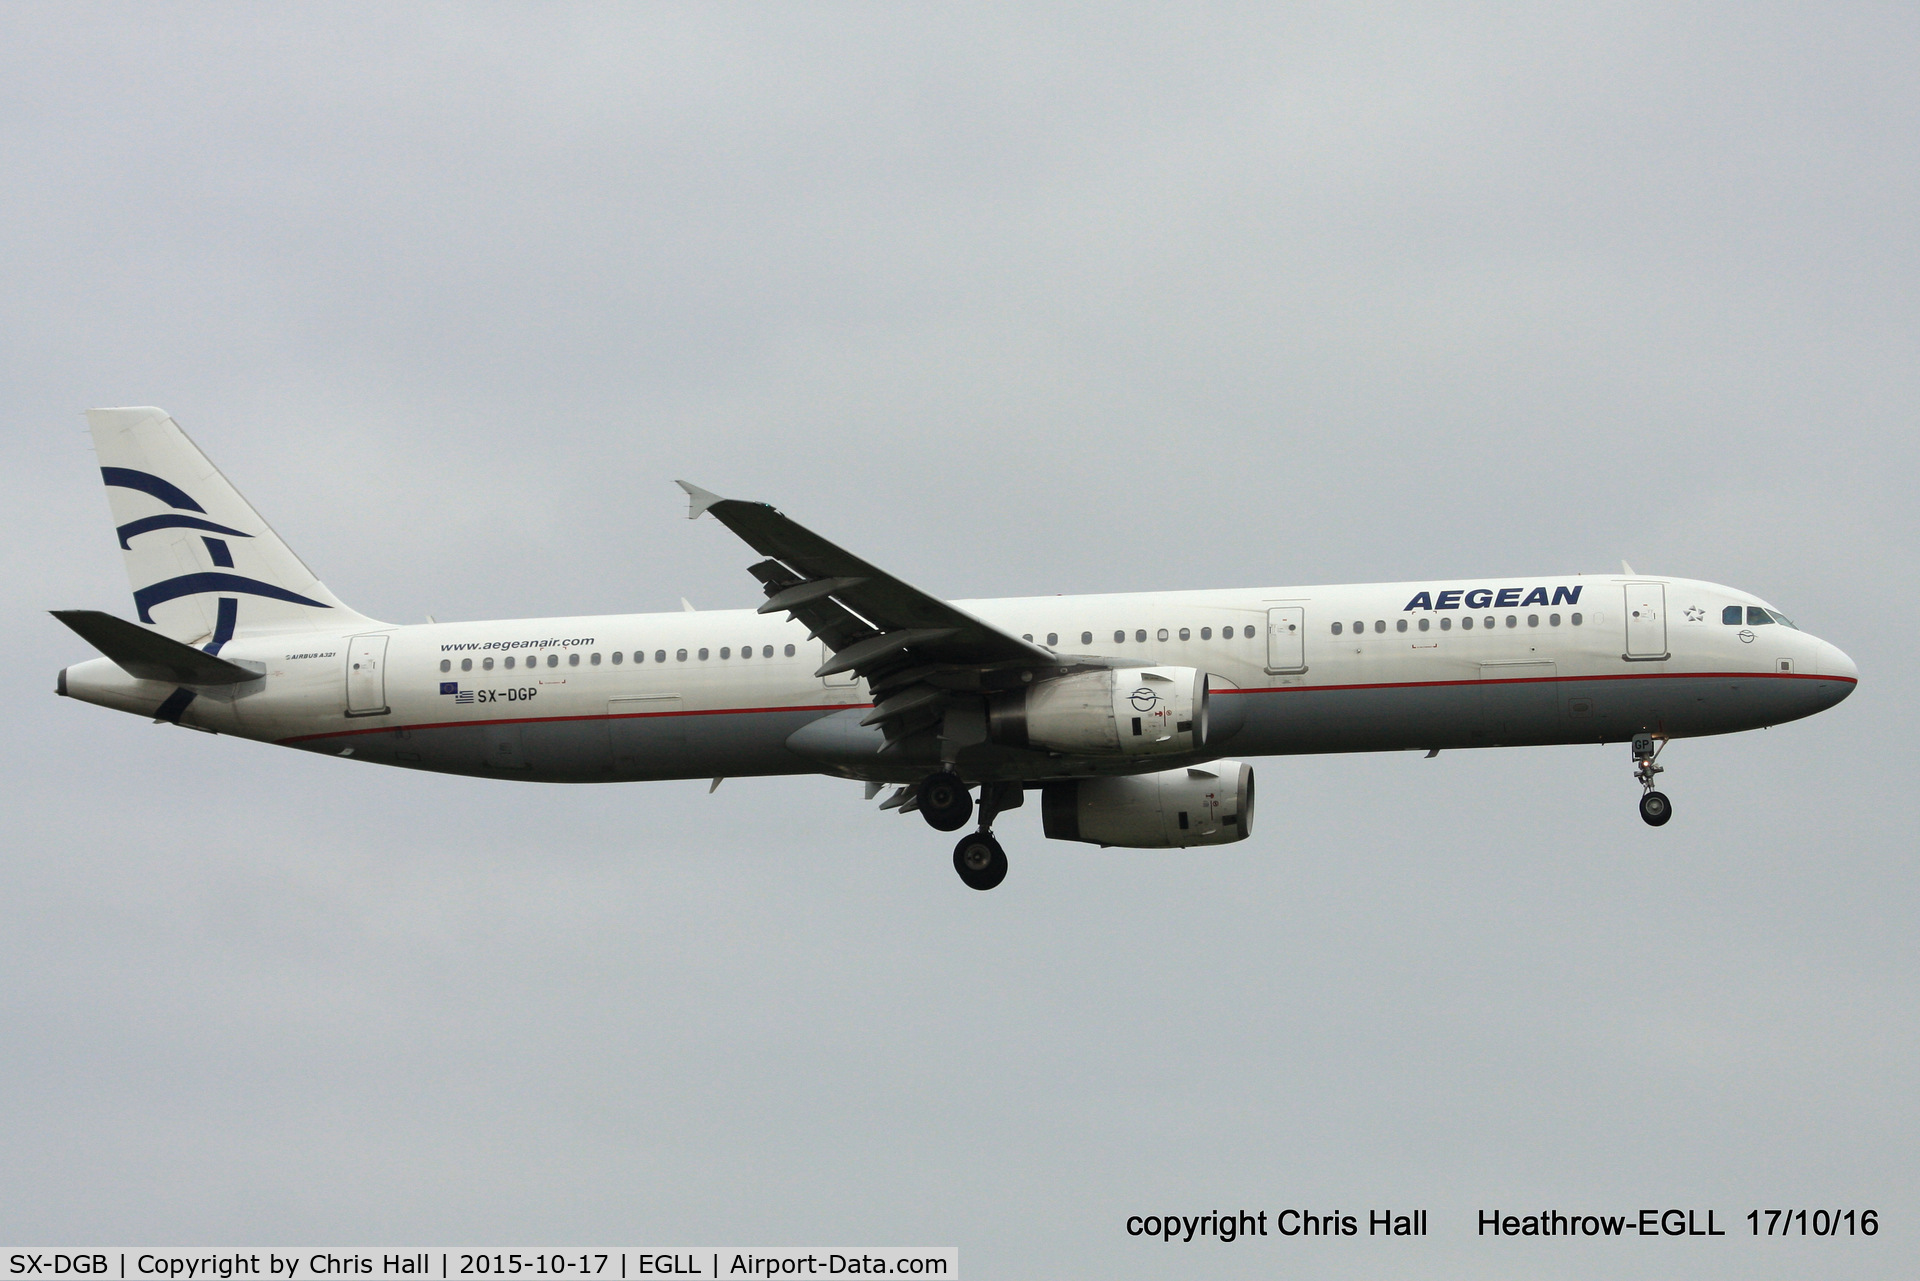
[345,634,390,716]
[820,641,861,689]
[1623,584,1668,659]
[1266,607,1305,672]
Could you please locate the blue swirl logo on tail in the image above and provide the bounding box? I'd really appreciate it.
[103,467,330,633]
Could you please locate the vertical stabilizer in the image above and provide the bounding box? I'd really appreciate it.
[84,407,376,647]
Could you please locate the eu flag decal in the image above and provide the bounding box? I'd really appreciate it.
[440,681,458,695]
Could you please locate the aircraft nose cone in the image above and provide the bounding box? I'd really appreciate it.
[1821,640,1858,693]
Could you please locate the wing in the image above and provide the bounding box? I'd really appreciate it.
[677,482,1083,748]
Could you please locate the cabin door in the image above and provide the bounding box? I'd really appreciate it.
[1623,584,1668,658]
[345,635,390,716]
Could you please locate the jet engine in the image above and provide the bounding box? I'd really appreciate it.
[1041,760,1255,849]
[988,666,1210,756]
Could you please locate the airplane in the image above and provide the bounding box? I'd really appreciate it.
[54,407,1859,890]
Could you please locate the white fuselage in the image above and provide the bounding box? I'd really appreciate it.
[61,574,1857,785]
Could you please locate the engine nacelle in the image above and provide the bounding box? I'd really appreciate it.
[1041,760,1255,848]
[989,666,1211,756]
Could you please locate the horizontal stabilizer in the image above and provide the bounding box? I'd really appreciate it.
[52,609,260,685]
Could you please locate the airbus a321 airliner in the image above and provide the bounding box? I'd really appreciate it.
[55,408,1857,889]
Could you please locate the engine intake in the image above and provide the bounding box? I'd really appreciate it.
[989,666,1210,757]
[1041,760,1255,848]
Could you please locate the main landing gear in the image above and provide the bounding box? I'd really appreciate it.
[918,771,973,831]
[1633,733,1673,827]
[918,772,1014,890]
[952,830,1008,891]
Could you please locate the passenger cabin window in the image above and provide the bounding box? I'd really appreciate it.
[1418,618,1430,632]
[439,659,450,672]
[1047,633,1058,646]
[655,650,666,663]
[675,649,687,662]
[462,658,473,671]
[1022,634,1032,642]
[1157,628,1169,641]
[1200,627,1212,640]
[504,656,516,669]
[1331,621,1343,635]
[483,657,494,670]
[1462,617,1474,630]
[698,648,709,660]
[1505,615,1517,628]
[1484,616,1495,629]
[1178,628,1190,641]
[590,652,600,665]
[719,647,730,659]
[1353,620,1364,634]
[1549,614,1561,626]
[1114,630,1125,644]
[1571,613,1583,626]
[1723,605,1744,624]
[1396,619,1407,633]
[568,652,580,666]
[1081,631,1093,645]
[1527,614,1539,627]
[1440,618,1451,631]
[1135,629,1147,642]
[763,645,774,657]
[1374,620,1385,633]
[612,651,622,664]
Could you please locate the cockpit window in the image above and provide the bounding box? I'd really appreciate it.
[1746,606,1774,626]
[1768,609,1798,629]
[1722,606,1743,625]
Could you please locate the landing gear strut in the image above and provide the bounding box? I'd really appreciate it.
[1633,733,1672,827]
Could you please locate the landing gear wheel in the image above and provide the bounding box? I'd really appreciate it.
[953,831,1008,891]
[919,772,973,832]
[1639,790,1673,827]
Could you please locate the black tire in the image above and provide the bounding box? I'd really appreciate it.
[919,771,973,832]
[1639,790,1673,826]
[952,832,1008,891]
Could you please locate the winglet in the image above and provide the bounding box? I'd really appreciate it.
[676,480,723,520]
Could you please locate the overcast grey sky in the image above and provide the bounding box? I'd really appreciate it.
[4,4,1916,1276]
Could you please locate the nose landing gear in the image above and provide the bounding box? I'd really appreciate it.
[1633,733,1673,827]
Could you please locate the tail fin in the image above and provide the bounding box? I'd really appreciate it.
[84,407,376,647]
